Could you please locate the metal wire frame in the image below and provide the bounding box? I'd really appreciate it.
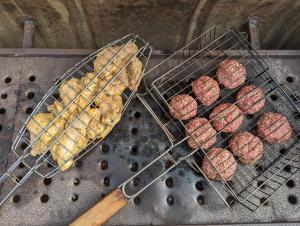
[142,29,270,143]
[190,145,300,212]
[117,27,235,209]
[244,147,300,210]
[0,34,152,207]
[134,27,300,211]
[142,26,218,90]
[16,34,151,176]
[119,89,235,211]
[135,72,300,211]
[188,84,300,199]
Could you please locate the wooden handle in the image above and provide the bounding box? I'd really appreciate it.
[70,188,128,226]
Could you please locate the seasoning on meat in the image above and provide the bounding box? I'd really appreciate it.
[236,84,265,114]
[93,42,139,81]
[169,94,197,120]
[192,75,220,106]
[26,113,66,156]
[229,132,264,164]
[201,148,237,181]
[217,60,246,89]
[257,112,292,144]
[186,117,217,150]
[209,103,244,133]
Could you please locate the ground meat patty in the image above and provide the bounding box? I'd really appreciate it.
[257,112,292,144]
[169,94,197,120]
[236,84,265,114]
[201,148,237,181]
[209,103,244,133]
[186,117,217,150]
[192,76,220,106]
[229,132,264,164]
[217,60,246,89]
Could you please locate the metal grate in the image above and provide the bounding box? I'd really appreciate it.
[0,34,152,206]
[0,45,300,225]
[138,26,300,211]
[14,34,151,178]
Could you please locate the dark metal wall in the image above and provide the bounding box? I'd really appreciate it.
[0,0,300,49]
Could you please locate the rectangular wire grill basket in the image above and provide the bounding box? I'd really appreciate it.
[138,26,300,211]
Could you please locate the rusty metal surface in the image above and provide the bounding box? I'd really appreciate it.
[0,52,299,225]
[21,20,36,48]
[247,18,261,50]
[0,0,300,50]
[0,58,21,180]
[1,48,300,58]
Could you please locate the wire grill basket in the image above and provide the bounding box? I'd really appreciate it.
[138,26,300,211]
[0,34,152,206]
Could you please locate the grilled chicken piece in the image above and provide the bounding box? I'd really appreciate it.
[51,126,89,171]
[59,78,82,106]
[78,72,98,109]
[58,73,99,113]
[93,42,138,81]
[95,73,127,102]
[50,102,122,171]
[87,95,123,139]
[49,91,103,171]
[94,56,142,105]
[86,110,122,140]
[100,113,121,138]
[98,95,123,125]
[72,108,101,130]
[86,108,104,140]
[47,100,77,121]
[26,113,65,156]
[58,78,82,120]
[127,56,143,91]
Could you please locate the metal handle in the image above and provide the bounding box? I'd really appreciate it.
[0,156,34,207]
[119,145,180,200]
[137,92,175,142]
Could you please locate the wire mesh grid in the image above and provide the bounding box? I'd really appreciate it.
[189,83,300,211]
[0,34,153,207]
[138,26,300,211]
[11,34,152,179]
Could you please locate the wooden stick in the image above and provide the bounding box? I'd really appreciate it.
[70,188,128,226]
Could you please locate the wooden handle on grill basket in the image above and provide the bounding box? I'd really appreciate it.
[70,188,128,226]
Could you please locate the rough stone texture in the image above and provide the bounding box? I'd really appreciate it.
[0,0,300,49]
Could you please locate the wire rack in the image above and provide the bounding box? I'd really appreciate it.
[0,34,152,206]
[137,26,300,211]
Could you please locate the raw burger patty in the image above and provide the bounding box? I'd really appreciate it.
[201,148,237,181]
[217,60,246,89]
[236,84,265,114]
[257,112,292,143]
[209,103,244,133]
[192,76,220,106]
[229,132,264,164]
[169,94,197,120]
[186,117,217,150]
